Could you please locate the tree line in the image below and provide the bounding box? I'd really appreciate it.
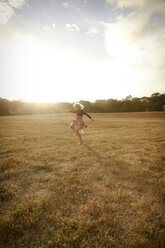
[0,93,165,116]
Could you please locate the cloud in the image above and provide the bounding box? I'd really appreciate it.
[103,16,165,63]
[102,18,140,59]
[0,0,27,24]
[106,0,116,4]
[87,27,99,34]
[0,2,15,24]
[43,23,56,32]
[104,0,165,92]
[9,0,26,8]
[62,2,75,8]
[117,0,165,12]
[107,0,165,10]
[105,0,165,58]
[107,0,165,17]
[65,23,80,32]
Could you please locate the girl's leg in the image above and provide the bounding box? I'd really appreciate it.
[75,130,83,144]
[70,125,77,136]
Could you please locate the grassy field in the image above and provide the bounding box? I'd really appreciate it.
[0,112,165,248]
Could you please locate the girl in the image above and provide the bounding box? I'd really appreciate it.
[70,103,94,144]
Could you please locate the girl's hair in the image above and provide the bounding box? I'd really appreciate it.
[73,102,84,110]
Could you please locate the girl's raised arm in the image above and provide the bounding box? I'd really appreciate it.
[83,110,94,121]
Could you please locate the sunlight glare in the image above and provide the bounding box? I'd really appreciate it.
[8,34,139,102]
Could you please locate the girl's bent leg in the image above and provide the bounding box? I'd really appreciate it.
[70,125,77,136]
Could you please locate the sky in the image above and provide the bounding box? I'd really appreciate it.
[0,0,165,102]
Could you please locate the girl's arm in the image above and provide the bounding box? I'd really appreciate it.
[83,111,94,121]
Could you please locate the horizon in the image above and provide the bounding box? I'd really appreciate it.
[1,0,165,102]
[1,91,164,104]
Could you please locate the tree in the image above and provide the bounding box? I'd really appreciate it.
[120,99,133,112]
[0,98,10,115]
[107,99,121,112]
[149,93,165,111]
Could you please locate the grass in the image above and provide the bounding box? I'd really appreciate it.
[0,112,165,248]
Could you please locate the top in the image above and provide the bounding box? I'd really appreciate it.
[70,110,92,119]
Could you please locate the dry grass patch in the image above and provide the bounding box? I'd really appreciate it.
[0,112,165,248]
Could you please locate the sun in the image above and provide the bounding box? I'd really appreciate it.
[9,35,80,102]
[8,35,96,102]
